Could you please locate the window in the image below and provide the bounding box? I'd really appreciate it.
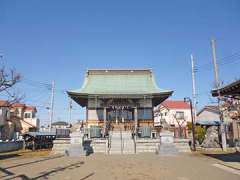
[175,111,184,119]
[24,112,31,118]
[138,109,152,120]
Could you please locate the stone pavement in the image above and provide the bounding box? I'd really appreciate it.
[0,152,239,180]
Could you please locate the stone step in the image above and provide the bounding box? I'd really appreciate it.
[65,144,87,157]
[158,144,178,155]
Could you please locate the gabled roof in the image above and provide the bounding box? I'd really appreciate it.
[0,100,37,112]
[68,69,173,107]
[11,103,26,108]
[162,100,190,109]
[25,106,37,112]
[197,105,220,116]
[0,100,10,107]
[11,103,37,112]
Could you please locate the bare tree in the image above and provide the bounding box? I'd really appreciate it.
[173,113,187,138]
[0,66,23,103]
[222,97,240,120]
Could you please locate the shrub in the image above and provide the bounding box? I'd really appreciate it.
[187,122,192,131]
[195,126,206,144]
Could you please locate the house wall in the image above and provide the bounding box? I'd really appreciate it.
[21,118,39,133]
[154,105,192,127]
[21,109,39,133]
[0,107,9,127]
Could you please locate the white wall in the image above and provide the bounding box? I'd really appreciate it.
[154,106,191,127]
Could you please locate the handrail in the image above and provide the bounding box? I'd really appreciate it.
[133,135,136,154]
[120,128,123,154]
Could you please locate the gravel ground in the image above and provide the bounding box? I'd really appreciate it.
[0,151,239,180]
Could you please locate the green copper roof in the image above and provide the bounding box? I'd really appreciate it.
[68,69,172,95]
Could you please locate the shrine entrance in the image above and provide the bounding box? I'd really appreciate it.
[104,99,136,131]
[107,108,134,131]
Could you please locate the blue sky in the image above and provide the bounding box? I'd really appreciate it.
[0,0,240,126]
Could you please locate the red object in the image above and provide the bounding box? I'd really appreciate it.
[11,103,25,108]
[162,100,190,109]
[25,106,37,111]
[0,100,9,106]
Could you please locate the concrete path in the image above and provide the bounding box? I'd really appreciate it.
[0,152,239,180]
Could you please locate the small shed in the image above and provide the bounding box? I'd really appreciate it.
[23,132,56,150]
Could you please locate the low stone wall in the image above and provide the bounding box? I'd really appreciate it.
[136,139,160,153]
[88,139,108,154]
[51,137,108,155]
[51,138,71,154]
[0,141,23,153]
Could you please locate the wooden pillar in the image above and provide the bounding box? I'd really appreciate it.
[103,107,107,136]
[134,107,138,136]
[134,107,138,154]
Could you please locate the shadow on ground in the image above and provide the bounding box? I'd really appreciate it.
[0,157,88,180]
[0,154,21,161]
[204,152,240,162]
[5,155,64,169]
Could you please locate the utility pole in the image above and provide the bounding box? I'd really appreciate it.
[49,81,55,131]
[211,39,227,151]
[191,54,197,121]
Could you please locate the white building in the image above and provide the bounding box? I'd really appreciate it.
[154,100,191,128]
[10,103,40,133]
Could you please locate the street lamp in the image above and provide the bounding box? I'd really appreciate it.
[184,97,196,151]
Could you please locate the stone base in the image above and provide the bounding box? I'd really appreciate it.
[160,131,174,144]
[158,143,178,155]
[65,144,87,157]
[159,131,178,155]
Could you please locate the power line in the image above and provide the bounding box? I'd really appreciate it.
[196,51,240,69]
[196,56,240,72]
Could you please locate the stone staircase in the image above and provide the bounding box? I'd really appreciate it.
[90,139,108,154]
[109,131,135,154]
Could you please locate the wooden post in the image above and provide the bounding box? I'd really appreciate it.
[134,107,138,135]
[103,107,107,136]
[134,107,138,154]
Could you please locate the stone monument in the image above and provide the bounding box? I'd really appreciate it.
[201,126,221,148]
[159,130,178,155]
